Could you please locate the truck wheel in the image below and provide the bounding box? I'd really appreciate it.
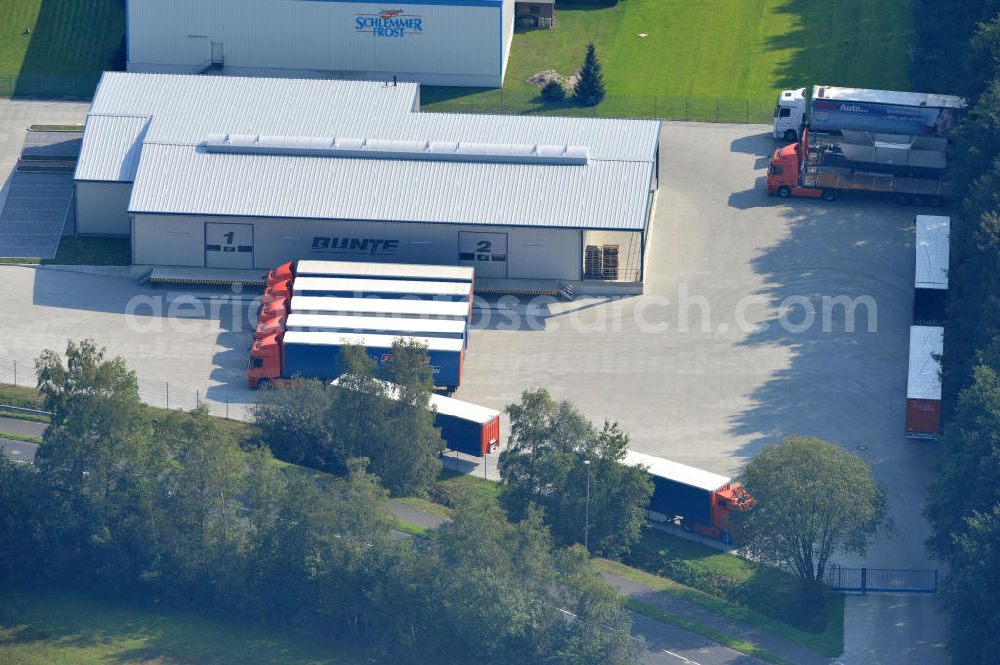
[822,189,837,202]
[256,378,273,390]
[783,129,797,143]
[777,186,791,198]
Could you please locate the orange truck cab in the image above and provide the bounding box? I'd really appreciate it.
[765,139,825,199]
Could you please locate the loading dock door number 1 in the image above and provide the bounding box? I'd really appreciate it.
[459,232,507,278]
[205,223,254,269]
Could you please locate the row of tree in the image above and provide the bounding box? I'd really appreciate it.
[0,340,642,665]
[914,2,1000,662]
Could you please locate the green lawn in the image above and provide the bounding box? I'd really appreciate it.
[621,527,844,655]
[0,587,368,665]
[0,0,124,99]
[423,0,915,120]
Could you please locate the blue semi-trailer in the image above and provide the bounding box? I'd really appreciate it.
[248,330,464,390]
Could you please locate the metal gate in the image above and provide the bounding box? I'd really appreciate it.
[826,565,938,594]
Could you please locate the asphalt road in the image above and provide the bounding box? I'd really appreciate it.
[0,416,44,463]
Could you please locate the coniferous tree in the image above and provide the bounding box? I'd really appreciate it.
[574,42,606,107]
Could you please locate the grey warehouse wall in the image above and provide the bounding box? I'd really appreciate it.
[75,182,133,235]
[131,214,584,280]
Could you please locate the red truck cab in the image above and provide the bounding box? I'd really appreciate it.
[268,261,294,286]
[248,332,283,388]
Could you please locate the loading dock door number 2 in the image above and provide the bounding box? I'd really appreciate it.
[459,232,507,278]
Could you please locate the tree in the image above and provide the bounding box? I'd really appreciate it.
[254,341,443,494]
[574,42,606,106]
[33,340,162,590]
[939,506,1000,665]
[926,364,1000,559]
[541,79,566,102]
[731,435,888,591]
[499,389,652,555]
[155,406,247,602]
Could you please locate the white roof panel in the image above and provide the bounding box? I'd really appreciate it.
[296,260,473,282]
[283,329,464,352]
[75,115,150,182]
[128,143,654,231]
[285,313,466,336]
[915,215,950,290]
[624,450,731,492]
[908,326,943,400]
[290,296,469,318]
[292,276,471,298]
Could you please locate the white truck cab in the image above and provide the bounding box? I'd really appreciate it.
[773,88,806,142]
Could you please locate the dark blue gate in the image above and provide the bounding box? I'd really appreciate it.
[826,565,938,594]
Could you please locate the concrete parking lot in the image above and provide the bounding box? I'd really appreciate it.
[0,118,947,662]
[0,100,89,214]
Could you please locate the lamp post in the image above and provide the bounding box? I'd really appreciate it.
[584,460,591,552]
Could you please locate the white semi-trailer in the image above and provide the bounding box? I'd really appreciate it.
[773,85,966,143]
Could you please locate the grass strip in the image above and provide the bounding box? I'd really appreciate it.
[595,558,843,657]
[0,431,42,445]
[390,518,433,539]
[624,597,794,665]
[393,496,452,517]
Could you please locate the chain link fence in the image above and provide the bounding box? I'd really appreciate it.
[0,72,776,125]
[422,90,776,124]
[0,356,252,421]
[0,74,100,101]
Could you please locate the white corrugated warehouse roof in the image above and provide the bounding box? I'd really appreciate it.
[77,72,660,231]
[624,450,731,492]
[915,215,950,290]
[908,326,943,400]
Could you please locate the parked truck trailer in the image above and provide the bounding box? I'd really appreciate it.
[332,377,501,456]
[625,450,752,543]
[906,325,944,439]
[270,260,475,285]
[773,85,966,143]
[248,330,464,390]
[913,215,950,326]
[766,129,953,204]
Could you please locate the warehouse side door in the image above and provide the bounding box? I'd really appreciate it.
[205,222,254,269]
[458,232,507,278]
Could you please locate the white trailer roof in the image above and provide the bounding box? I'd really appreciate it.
[908,326,943,400]
[296,260,474,283]
[624,450,731,493]
[285,313,466,337]
[283,330,464,352]
[915,215,950,290]
[813,86,966,110]
[332,377,499,424]
[291,296,470,319]
[292,277,472,299]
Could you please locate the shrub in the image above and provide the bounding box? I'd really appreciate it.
[541,80,566,102]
